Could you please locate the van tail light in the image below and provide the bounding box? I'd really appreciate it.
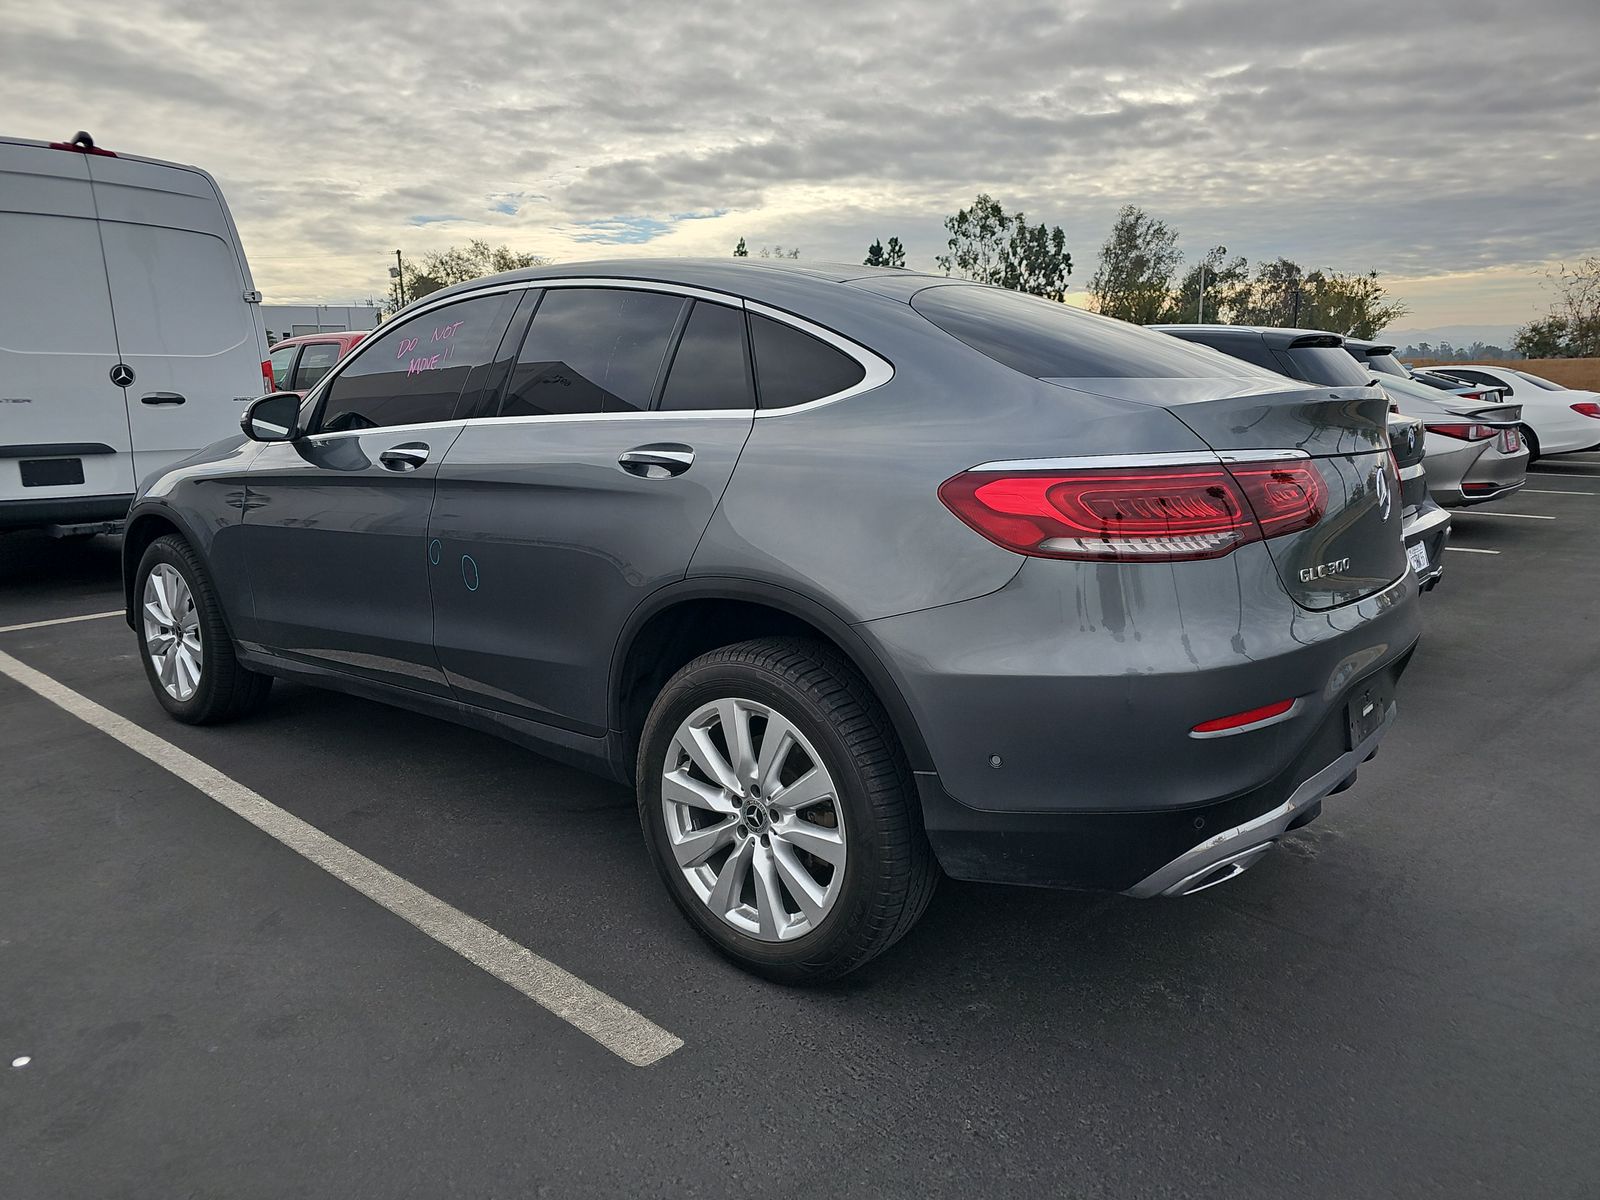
[938,458,1326,562]
[1572,402,1600,419]
[48,132,117,157]
[1424,423,1498,441]
[260,359,274,393]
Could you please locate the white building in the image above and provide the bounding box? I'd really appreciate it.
[263,303,381,345]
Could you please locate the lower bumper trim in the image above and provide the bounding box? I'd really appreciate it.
[1122,701,1396,898]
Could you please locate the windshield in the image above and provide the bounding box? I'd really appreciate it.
[1511,369,1566,392]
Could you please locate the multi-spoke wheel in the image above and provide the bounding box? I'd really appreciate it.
[638,637,938,983]
[134,534,272,724]
[142,563,204,701]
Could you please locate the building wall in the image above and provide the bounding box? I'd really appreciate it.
[264,304,382,344]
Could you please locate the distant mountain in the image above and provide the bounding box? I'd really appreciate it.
[1380,324,1518,349]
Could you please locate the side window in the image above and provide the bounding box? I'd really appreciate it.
[659,301,755,411]
[269,345,298,390]
[292,342,342,391]
[749,313,866,409]
[317,293,513,433]
[500,288,685,417]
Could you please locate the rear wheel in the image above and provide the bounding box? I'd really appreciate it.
[135,534,272,724]
[1520,424,1541,466]
[636,637,937,983]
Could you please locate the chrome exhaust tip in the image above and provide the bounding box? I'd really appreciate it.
[1162,841,1277,897]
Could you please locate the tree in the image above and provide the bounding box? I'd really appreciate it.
[387,240,549,312]
[1306,270,1409,339]
[1162,246,1250,324]
[865,236,908,268]
[734,237,749,257]
[1515,316,1570,359]
[936,193,1072,300]
[758,244,801,259]
[1089,205,1183,323]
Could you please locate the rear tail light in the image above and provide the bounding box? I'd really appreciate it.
[1572,402,1600,419]
[260,359,274,393]
[938,458,1326,562]
[1425,423,1498,441]
[1456,389,1487,400]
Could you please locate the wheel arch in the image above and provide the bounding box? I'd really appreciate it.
[609,578,934,783]
[121,505,217,630]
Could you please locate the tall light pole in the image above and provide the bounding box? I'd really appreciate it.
[391,250,406,307]
[1198,245,1225,323]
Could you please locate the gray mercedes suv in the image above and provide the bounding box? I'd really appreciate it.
[123,259,1420,981]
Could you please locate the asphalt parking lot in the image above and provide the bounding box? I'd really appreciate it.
[3,455,1599,1199]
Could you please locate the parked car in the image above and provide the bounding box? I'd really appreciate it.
[269,331,367,397]
[1149,325,1462,568]
[1363,373,1529,506]
[123,262,1420,981]
[1342,339,1507,402]
[1388,412,1450,590]
[1,131,272,536]
[1418,364,1600,462]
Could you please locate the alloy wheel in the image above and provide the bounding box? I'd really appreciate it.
[661,698,847,942]
[142,563,203,702]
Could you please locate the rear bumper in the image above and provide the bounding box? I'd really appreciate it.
[0,494,132,531]
[1402,501,1451,591]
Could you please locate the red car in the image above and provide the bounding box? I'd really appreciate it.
[267,331,368,397]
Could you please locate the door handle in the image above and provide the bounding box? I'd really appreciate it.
[378,443,430,471]
[140,392,186,406]
[618,444,694,478]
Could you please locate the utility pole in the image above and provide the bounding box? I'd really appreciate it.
[1197,263,1207,323]
[392,250,406,306]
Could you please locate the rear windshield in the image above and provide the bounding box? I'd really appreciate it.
[1357,351,1409,378]
[911,285,1271,380]
[1285,345,1374,387]
[1511,369,1565,392]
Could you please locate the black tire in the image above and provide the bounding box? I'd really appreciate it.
[1521,424,1541,466]
[134,534,272,724]
[636,637,937,983]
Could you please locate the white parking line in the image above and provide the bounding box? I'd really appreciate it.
[0,610,122,635]
[1445,547,1501,554]
[1524,489,1597,496]
[1453,512,1555,520]
[0,648,683,1068]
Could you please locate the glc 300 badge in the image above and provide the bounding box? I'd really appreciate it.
[1299,558,1351,582]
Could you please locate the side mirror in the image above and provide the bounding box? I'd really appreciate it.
[242,392,303,442]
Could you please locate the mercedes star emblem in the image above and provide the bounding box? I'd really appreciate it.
[110,363,136,387]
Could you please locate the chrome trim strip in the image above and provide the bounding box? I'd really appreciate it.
[969,449,1310,473]
[744,300,895,414]
[1187,697,1304,740]
[1124,701,1396,899]
[1216,449,1314,463]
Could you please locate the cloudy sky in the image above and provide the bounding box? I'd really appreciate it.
[5,0,1597,333]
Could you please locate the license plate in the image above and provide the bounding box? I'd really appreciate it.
[1407,541,1430,574]
[1347,684,1387,749]
[1499,428,1521,453]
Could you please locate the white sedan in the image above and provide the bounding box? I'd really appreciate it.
[1430,364,1600,460]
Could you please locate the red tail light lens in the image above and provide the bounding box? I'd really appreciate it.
[938,458,1326,562]
[260,359,274,392]
[1424,423,1498,441]
[1191,697,1297,735]
[1572,402,1600,419]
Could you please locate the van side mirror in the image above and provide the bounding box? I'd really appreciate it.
[242,392,303,442]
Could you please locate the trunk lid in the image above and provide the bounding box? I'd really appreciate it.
[1055,376,1406,611]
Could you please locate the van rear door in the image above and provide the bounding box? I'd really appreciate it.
[0,141,136,518]
[85,154,267,482]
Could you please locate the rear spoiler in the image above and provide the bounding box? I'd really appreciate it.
[1286,333,1344,349]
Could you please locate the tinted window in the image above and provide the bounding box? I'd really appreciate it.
[1511,370,1564,392]
[501,288,685,417]
[318,293,513,432]
[749,314,866,408]
[1280,345,1372,387]
[292,342,342,391]
[1444,369,1500,388]
[913,286,1269,380]
[660,301,755,411]
[269,345,297,390]
[1358,351,1409,378]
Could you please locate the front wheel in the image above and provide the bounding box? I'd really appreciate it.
[135,534,272,724]
[636,637,937,983]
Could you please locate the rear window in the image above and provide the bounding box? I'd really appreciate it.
[1281,345,1372,388]
[748,314,865,408]
[911,285,1267,380]
[1355,350,1409,378]
[1511,370,1565,392]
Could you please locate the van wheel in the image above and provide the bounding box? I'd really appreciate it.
[135,534,271,724]
[636,637,937,983]
[1521,425,1540,465]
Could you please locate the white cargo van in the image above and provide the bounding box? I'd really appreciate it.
[1,132,271,534]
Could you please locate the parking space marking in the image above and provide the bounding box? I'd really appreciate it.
[1445,547,1500,554]
[0,648,684,1068]
[1524,489,1597,496]
[0,610,122,635]
[1454,512,1555,520]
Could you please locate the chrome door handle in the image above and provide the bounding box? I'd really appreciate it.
[618,444,694,478]
[378,443,430,471]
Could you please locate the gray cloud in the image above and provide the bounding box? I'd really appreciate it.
[4,0,1595,319]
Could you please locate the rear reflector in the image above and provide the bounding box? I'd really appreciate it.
[1573,402,1600,419]
[1424,423,1498,441]
[260,359,274,393]
[1191,698,1296,735]
[938,458,1326,562]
